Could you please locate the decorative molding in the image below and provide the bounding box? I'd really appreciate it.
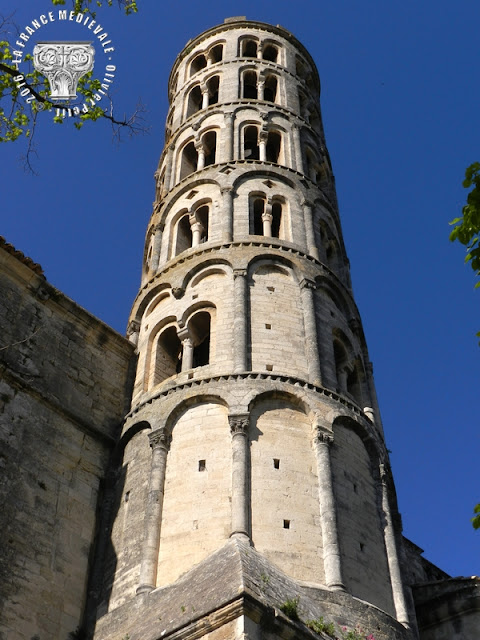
[149,428,171,451]
[229,414,249,435]
[315,427,334,446]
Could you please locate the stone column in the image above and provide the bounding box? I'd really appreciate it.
[303,199,319,259]
[380,464,410,627]
[257,78,265,101]
[201,85,209,109]
[300,278,322,385]
[178,328,193,371]
[221,186,234,242]
[259,131,267,161]
[229,414,250,540]
[190,214,204,247]
[262,213,273,238]
[292,124,304,174]
[151,223,163,272]
[164,143,175,191]
[196,141,205,170]
[314,428,345,591]
[233,269,248,373]
[223,112,234,162]
[137,428,171,594]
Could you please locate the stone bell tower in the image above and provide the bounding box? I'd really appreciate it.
[92,17,415,640]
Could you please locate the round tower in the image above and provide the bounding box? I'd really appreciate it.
[94,17,415,640]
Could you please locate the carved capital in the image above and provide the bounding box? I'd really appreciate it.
[224,112,234,122]
[379,462,391,485]
[315,427,333,446]
[300,277,316,291]
[229,414,250,436]
[149,428,171,451]
[220,185,234,196]
[301,198,314,209]
[233,268,247,279]
[172,287,185,299]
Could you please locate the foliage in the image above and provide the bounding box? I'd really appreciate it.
[339,626,375,640]
[472,504,480,530]
[449,163,480,337]
[306,616,336,637]
[450,164,480,530]
[279,597,299,620]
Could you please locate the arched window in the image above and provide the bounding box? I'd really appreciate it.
[263,44,278,63]
[244,125,259,160]
[250,197,285,239]
[209,44,223,63]
[242,70,258,99]
[179,141,198,180]
[188,311,211,367]
[333,339,348,395]
[186,85,202,118]
[264,75,277,102]
[173,204,209,257]
[153,326,182,385]
[252,198,264,235]
[206,75,219,105]
[202,130,217,166]
[194,205,209,244]
[271,201,282,238]
[190,54,207,76]
[174,214,193,256]
[266,131,281,163]
[241,39,258,57]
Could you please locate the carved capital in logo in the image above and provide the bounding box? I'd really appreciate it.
[229,414,249,436]
[33,41,95,101]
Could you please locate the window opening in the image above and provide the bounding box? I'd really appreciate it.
[264,75,277,102]
[203,131,217,166]
[180,141,198,180]
[266,131,281,163]
[175,214,193,256]
[189,311,211,368]
[154,326,182,384]
[186,85,202,117]
[263,44,278,63]
[271,201,282,238]
[207,75,219,105]
[242,39,257,57]
[252,198,264,235]
[243,70,258,99]
[190,54,207,76]
[244,125,259,160]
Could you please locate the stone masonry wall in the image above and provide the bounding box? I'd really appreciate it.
[0,244,134,640]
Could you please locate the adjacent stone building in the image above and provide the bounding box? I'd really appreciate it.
[0,17,478,640]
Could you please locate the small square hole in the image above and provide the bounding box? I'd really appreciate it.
[192,293,198,299]
[124,491,130,503]
[283,519,290,529]
[359,542,365,552]
[198,460,206,471]
[265,324,271,329]
[266,364,273,371]
[353,483,357,493]
[273,458,280,469]
[188,372,194,379]
[267,286,275,292]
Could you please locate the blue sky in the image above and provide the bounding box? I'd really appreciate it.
[1,0,478,579]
